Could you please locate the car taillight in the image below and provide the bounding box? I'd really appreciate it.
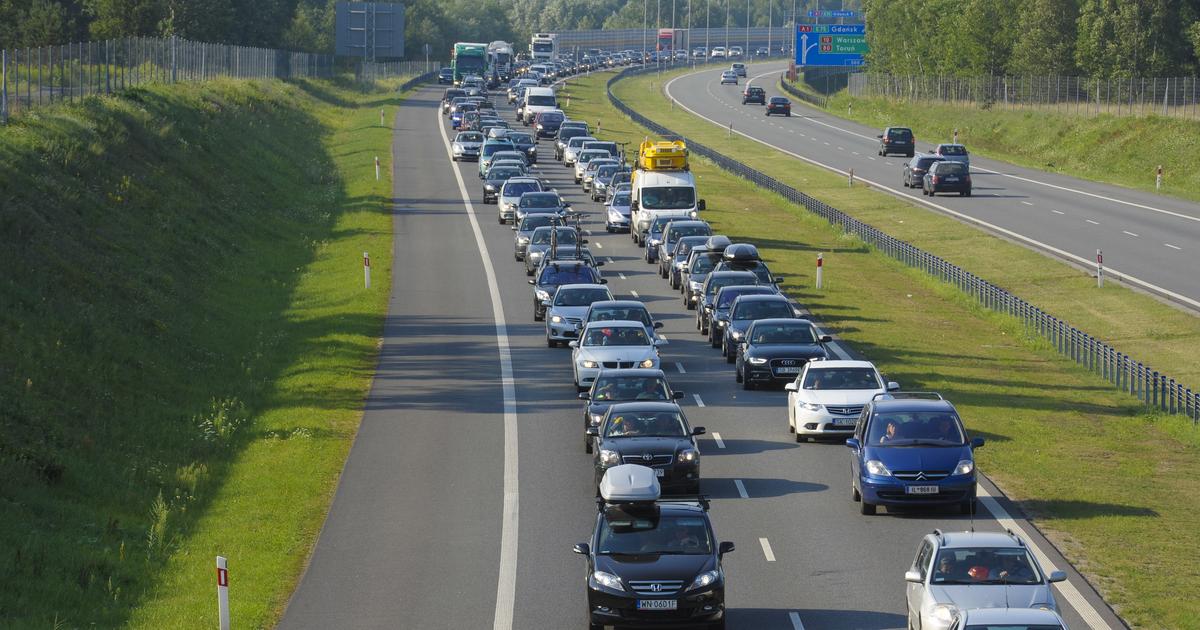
[931,176,940,184]
[882,138,890,144]
[964,175,971,183]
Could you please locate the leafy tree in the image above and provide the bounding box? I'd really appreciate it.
[84,0,163,38]
[1009,0,1079,76]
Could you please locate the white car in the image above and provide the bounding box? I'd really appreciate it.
[573,149,612,184]
[451,131,485,162]
[545,284,614,347]
[719,71,738,85]
[784,360,899,440]
[562,136,598,166]
[570,321,663,391]
[906,530,1067,630]
[710,46,727,58]
[952,607,1069,630]
[497,177,543,224]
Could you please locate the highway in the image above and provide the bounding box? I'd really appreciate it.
[665,62,1200,311]
[278,80,1126,629]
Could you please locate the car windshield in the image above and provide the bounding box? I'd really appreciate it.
[939,145,967,155]
[555,288,610,306]
[612,193,631,206]
[560,128,587,141]
[669,225,711,241]
[488,168,521,180]
[964,626,1061,630]
[649,217,673,233]
[520,215,558,231]
[539,112,564,122]
[749,322,815,344]
[936,163,968,175]
[578,151,607,163]
[598,514,713,555]
[527,94,556,106]
[597,165,618,178]
[530,227,578,245]
[732,300,792,320]
[509,133,534,145]
[604,410,687,438]
[689,254,718,274]
[867,411,966,446]
[589,306,652,327]
[521,194,561,208]
[502,181,540,197]
[592,376,670,401]
[802,367,881,390]
[539,266,597,285]
[717,288,768,308]
[915,157,942,169]
[457,132,484,143]
[582,326,650,346]
[481,143,513,157]
[932,548,1041,586]
[640,186,696,210]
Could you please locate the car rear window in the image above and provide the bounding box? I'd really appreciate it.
[887,128,913,140]
[539,112,564,122]
[915,157,942,169]
[936,163,968,175]
[939,145,967,155]
[769,97,788,104]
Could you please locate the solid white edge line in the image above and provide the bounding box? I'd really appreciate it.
[693,393,705,407]
[789,611,806,630]
[734,479,749,499]
[758,537,776,562]
[1165,243,1182,250]
[436,102,520,630]
[977,484,1113,629]
[712,432,725,448]
[666,70,1200,311]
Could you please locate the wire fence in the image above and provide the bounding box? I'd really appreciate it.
[848,72,1200,120]
[606,65,1200,422]
[358,60,445,83]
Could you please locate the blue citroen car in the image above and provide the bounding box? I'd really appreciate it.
[845,394,984,516]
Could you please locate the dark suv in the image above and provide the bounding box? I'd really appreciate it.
[742,86,766,105]
[922,161,972,197]
[878,126,915,157]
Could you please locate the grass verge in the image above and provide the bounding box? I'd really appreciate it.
[0,76,408,627]
[563,71,1198,628]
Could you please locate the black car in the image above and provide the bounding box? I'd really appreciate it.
[735,318,831,389]
[766,96,791,117]
[706,286,777,349]
[529,260,605,321]
[903,155,946,188]
[534,110,566,138]
[437,67,454,84]
[515,191,571,224]
[589,402,704,493]
[441,88,466,113]
[878,126,915,157]
[555,126,591,160]
[681,251,726,309]
[506,131,538,165]
[576,465,733,630]
[720,294,798,359]
[742,86,766,105]
[481,165,524,204]
[579,369,682,451]
[710,243,783,294]
[666,236,711,289]
[697,271,759,335]
[922,161,972,197]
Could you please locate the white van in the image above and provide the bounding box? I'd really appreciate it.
[631,170,705,245]
[522,86,558,124]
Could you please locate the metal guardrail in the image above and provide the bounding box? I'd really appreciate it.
[397,71,437,93]
[778,75,828,108]
[605,65,1200,422]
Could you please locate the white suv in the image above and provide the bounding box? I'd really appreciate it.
[784,360,897,440]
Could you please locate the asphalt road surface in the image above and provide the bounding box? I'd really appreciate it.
[279,80,1127,629]
[666,62,1200,311]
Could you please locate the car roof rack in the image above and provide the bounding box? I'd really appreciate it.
[658,494,711,511]
[932,528,946,545]
[871,391,944,401]
[1004,528,1025,546]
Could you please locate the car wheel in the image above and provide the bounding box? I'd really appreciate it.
[725,346,735,363]
[735,367,743,383]
[964,190,972,197]
[860,499,876,515]
[547,337,557,348]
[670,276,679,290]
[525,265,534,276]
[851,483,861,502]
[708,619,726,630]
[533,307,544,322]
[742,372,755,390]
[452,156,458,162]
[497,214,504,224]
[786,112,791,117]
[907,152,915,158]
[710,331,720,348]
[961,499,977,515]
[585,437,593,454]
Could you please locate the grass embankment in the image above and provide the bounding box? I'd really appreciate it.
[796,75,1200,203]
[564,71,1199,628]
[0,76,405,627]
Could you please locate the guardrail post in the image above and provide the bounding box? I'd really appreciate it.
[1,48,8,125]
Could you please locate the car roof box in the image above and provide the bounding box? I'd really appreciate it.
[723,243,760,262]
[704,235,732,252]
[638,139,689,171]
[599,464,661,503]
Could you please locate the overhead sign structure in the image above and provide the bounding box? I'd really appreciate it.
[807,9,859,18]
[335,2,406,59]
[795,24,867,67]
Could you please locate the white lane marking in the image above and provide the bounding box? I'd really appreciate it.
[734,479,749,498]
[606,257,615,264]
[1052,210,1066,215]
[977,484,1114,629]
[1165,243,1182,250]
[436,107,519,630]
[852,151,860,156]
[1086,219,1100,225]
[1123,230,1140,237]
[885,161,895,166]
[618,272,627,280]
[823,141,830,146]
[837,146,845,151]
[630,290,640,298]
[712,432,725,448]
[665,72,1200,311]
[675,362,687,374]
[868,156,876,161]
[759,537,776,562]
[789,612,806,630]
[693,394,705,407]
[1022,201,1034,206]
[594,242,603,249]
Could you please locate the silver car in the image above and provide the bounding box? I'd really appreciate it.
[513,213,562,261]
[545,284,614,347]
[581,158,619,192]
[720,70,738,85]
[498,177,543,224]
[932,143,971,170]
[451,131,485,162]
[562,136,598,166]
[953,607,1068,629]
[906,530,1067,630]
[574,150,611,184]
[524,226,582,275]
[605,190,632,233]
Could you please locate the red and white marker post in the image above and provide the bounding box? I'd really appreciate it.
[816,252,824,289]
[364,252,371,289]
[1096,249,1104,288]
[1156,165,1163,190]
[375,156,381,181]
[216,556,230,630]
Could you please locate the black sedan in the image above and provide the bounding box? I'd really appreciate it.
[437,67,454,84]
[528,260,605,321]
[588,402,704,494]
[734,318,831,390]
[481,165,524,204]
[766,96,791,117]
[579,369,684,451]
[706,287,778,349]
[720,294,798,359]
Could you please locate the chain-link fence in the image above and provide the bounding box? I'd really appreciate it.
[848,73,1200,120]
[553,27,796,57]
[607,65,1200,422]
[358,60,445,83]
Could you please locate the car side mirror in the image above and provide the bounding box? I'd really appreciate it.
[697,199,706,211]
[784,382,798,392]
[718,541,735,556]
[904,569,922,583]
[573,543,590,556]
[528,279,535,285]
[845,438,861,450]
[653,322,664,329]
[774,277,785,284]
[541,300,552,306]
[511,225,519,230]
[1048,570,1067,583]
[586,427,599,437]
[819,335,833,343]
[887,381,901,391]
[692,426,706,436]
[971,437,985,449]
[631,200,639,211]
[578,392,590,400]
[580,239,588,244]
[876,134,883,138]
[672,391,685,400]
[568,341,578,348]
[653,339,665,346]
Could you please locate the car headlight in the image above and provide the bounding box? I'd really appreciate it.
[748,357,767,365]
[608,209,623,220]
[485,184,496,191]
[517,236,530,245]
[581,359,599,369]
[677,448,698,463]
[529,251,542,260]
[930,604,956,624]
[865,460,892,477]
[550,315,563,323]
[690,210,698,218]
[589,412,604,425]
[954,459,975,476]
[599,449,621,466]
[639,358,656,368]
[535,289,550,300]
[591,570,625,591]
[453,145,463,153]
[800,402,823,412]
[527,147,537,154]
[536,124,544,129]
[688,570,719,590]
[715,320,727,328]
[689,281,703,292]
[648,239,660,247]
[730,331,743,340]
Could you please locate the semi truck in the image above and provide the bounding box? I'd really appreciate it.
[451,42,488,85]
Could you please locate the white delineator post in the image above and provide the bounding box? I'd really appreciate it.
[375,156,381,181]
[364,252,371,288]
[216,556,230,630]
[1096,249,1103,288]
[815,253,824,289]
[1156,165,1163,190]
[380,109,385,126]
[848,168,855,187]
[953,128,959,144]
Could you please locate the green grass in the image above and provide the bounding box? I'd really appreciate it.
[564,71,1200,629]
[0,75,409,627]
[798,76,1200,204]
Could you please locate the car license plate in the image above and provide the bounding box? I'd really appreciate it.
[637,599,678,610]
[906,485,940,495]
[775,367,801,374]
[832,418,856,426]
[945,176,959,181]
[654,468,665,477]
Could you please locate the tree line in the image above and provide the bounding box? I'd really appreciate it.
[863,0,1200,79]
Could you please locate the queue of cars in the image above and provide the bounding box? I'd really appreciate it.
[438,65,1068,630]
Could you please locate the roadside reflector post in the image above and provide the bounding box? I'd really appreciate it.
[597,119,601,134]
[1096,249,1104,288]
[364,252,371,288]
[816,253,824,289]
[1156,165,1163,190]
[380,108,385,126]
[847,102,852,116]
[375,156,380,181]
[216,556,230,630]
[848,168,855,187]
[728,121,733,138]
[953,128,959,144]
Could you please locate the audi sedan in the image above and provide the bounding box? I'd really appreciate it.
[734,318,832,390]
[766,96,791,117]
